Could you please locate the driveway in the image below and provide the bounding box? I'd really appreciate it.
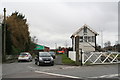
[55,55,62,65]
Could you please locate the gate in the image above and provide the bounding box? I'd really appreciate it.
[82,52,120,65]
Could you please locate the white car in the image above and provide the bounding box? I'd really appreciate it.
[18,52,32,62]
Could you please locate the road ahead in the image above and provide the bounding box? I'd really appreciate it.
[2,59,119,80]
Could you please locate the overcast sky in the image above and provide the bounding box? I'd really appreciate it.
[1,0,119,49]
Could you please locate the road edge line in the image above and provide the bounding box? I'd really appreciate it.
[88,74,119,78]
[35,71,80,79]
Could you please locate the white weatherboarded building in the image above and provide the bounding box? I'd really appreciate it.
[70,24,99,52]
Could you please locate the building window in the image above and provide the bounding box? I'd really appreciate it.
[84,36,87,42]
[88,36,92,42]
[80,36,83,42]
[92,36,95,42]
[83,27,87,33]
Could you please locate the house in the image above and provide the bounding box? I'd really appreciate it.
[70,24,99,52]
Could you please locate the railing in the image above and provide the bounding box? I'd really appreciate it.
[82,52,120,65]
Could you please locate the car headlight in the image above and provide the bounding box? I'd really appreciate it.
[51,57,54,61]
[39,57,43,61]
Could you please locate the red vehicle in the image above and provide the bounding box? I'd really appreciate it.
[57,51,65,54]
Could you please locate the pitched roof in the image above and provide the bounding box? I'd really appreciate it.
[71,24,99,38]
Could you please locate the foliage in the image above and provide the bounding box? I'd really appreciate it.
[5,11,33,55]
[6,30,12,55]
[104,41,111,47]
[103,44,120,52]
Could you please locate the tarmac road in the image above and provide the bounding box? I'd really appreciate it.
[2,55,120,80]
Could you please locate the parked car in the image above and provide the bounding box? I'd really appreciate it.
[49,51,56,59]
[18,52,32,62]
[35,52,54,66]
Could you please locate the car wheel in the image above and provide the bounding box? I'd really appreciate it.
[35,61,37,65]
[28,59,31,62]
[37,61,40,66]
[51,63,54,66]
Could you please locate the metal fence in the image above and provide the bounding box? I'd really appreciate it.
[82,52,120,65]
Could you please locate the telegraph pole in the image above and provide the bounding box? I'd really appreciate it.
[75,35,80,65]
[3,8,6,62]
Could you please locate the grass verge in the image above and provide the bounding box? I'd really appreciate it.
[59,53,77,66]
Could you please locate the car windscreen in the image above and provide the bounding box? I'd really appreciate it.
[39,52,51,57]
[19,53,27,56]
[49,52,55,55]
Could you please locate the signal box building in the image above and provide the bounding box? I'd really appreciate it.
[70,24,99,52]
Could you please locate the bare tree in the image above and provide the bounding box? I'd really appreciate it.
[104,41,111,47]
[64,40,68,48]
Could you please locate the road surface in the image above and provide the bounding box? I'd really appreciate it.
[2,61,120,80]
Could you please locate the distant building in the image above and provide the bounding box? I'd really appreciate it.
[34,44,50,53]
[70,24,99,52]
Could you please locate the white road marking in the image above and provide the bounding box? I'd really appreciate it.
[29,66,119,79]
[88,74,119,78]
[35,71,80,79]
